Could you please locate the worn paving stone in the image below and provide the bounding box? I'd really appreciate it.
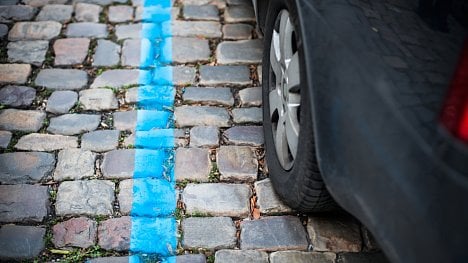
[115,23,141,40]
[7,40,48,66]
[124,87,137,103]
[183,87,233,106]
[232,107,262,124]
[183,5,219,21]
[336,252,390,263]
[15,133,78,151]
[0,152,55,184]
[182,217,236,250]
[121,38,148,67]
[240,216,309,250]
[214,250,269,263]
[224,5,255,23]
[113,111,137,131]
[239,87,261,106]
[216,40,262,64]
[169,37,210,64]
[54,149,96,181]
[23,0,67,6]
[0,225,45,260]
[175,106,230,127]
[172,66,196,85]
[66,22,108,38]
[0,184,49,223]
[35,69,88,90]
[56,180,115,216]
[93,39,120,66]
[270,251,336,263]
[54,38,90,65]
[75,3,102,22]
[255,179,292,214]
[36,4,73,22]
[183,183,251,217]
[53,217,97,248]
[135,6,180,21]
[102,149,135,179]
[98,216,131,251]
[171,20,221,38]
[87,256,130,263]
[175,147,211,182]
[91,69,143,89]
[108,5,134,23]
[190,125,219,147]
[0,131,11,148]
[0,24,8,38]
[226,0,249,5]
[177,254,206,263]
[8,21,61,40]
[0,85,36,107]
[223,126,263,146]
[0,5,36,22]
[48,114,101,135]
[79,88,118,111]
[117,179,132,214]
[0,64,31,84]
[182,0,225,7]
[223,23,252,40]
[81,130,120,152]
[217,146,258,182]
[199,65,251,86]
[46,90,78,114]
[0,109,45,132]
[307,216,362,252]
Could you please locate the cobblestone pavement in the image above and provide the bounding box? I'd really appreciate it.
[0,0,391,262]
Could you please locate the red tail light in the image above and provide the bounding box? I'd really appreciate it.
[440,39,468,143]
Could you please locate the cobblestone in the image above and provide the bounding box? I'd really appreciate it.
[183,87,234,106]
[8,21,61,40]
[182,217,237,250]
[0,152,55,184]
[223,126,263,146]
[81,130,120,152]
[52,217,97,248]
[0,85,36,107]
[175,147,211,182]
[91,69,143,89]
[199,65,251,86]
[0,184,49,223]
[121,38,148,67]
[270,251,336,263]
[239,87,261,106]
[15,133,78,151]
[0,109,45,132]
[66,22,108,38]
[0,131,11,148]
[214,250,269,263]
[223,23,252,40]
[48,114,101,135]
[53,38,90,65]
[0,225,45,260]
[108,5,134,23]
[307,216,362,252]
[35,69,88,90]
[171,20,221,38]
[183,183,251,217]
[218,146,258,182]
[117,179,132,214]
[46,90,78,114]
[56,180,115,216]
[75,3,102,23]
[93,39,120,66]
[170,37,211,64]
[23,0,67,6]
[88,257,130,263]
[7,40,48,66]
[0,64,31,84]
[190,125,219,147]
[224,6,255,23]
[240,216,309,250]
[115,23,141,40]
[232,107,262,124]
[0,5,36,22]
[79,88,118,111]
[172,66,196,85]
[98,216,131,251]
[178,254,206,263]
[54,149,96,181]
[226,0,249,5]
[36,4,73,22]
[216,40,262,64]
[175,106,230,127]
[0,24,8,38]
[255,179,292,214]
[113,111,136,131]
[183,5,218,21]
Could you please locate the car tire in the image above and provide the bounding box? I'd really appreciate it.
[262,0,335,212]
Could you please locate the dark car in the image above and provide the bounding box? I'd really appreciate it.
[251,0,468,262]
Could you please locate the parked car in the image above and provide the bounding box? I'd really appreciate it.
[252,0,468,262]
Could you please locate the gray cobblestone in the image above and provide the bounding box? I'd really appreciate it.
[255,179,292,214]
[175,106,230,127]
[0,64,31,84]
[36,4,73,22]
[175,147,211,182]
[23,0,67,6]
[239,87,261,106]
[125,87,138,103]
[46,90,78,114]
[216,40,262,64]
[48,114,101,135]
[177,254,206,263]
[173,66,196,85]
[240,216,309,250]
[0,24,8,38]
[113,111,136,131]
[115,23,141,40]
[0,85,36,107]
[183,183,251,217]
[8,21,61,40]
[214,250,269,263]
[170,37,211,64]
[218,146,258,182]
[79,88,118,111]
[66,22,108,38]
[75,3,102,23]
[307,216,362,252]
[183,87,234,106]
[35,69,88,90]
[182,217,236,250]
[56,180,115,216]
[223,126,263,146]
[232,107,262,124]
[7,40,48,66]
[183,5,219,21]
[91,69,143,89]
[0,225,45,260]
[121,38,148,67]
[54,38,90,65]
[93,39,120,66]
[87,257,130,263]
[226,0,249,5]
[190,125,219,147]
[0,109,45,132]
[81,130,120,152]
[171,20,221,38]
[117,179,132,214]
[0,184,49,223]
[15,133,78,151]
[0,152,55,184]
[102,149,135,179]
[0,131,11,148]
[108,5,134,23]
[52,217,97,248]
[199,65,251,86]
[224,6,255,23]
[0,5,36,22]
[98,216,131,251]
[223,23,252,40]
[54,149,96,181]
[270,251,336,263]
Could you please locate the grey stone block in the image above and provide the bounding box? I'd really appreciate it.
[81,130,120,152]
[0,225,45,260]
[0,64,31,84]
[91,69,143,89]
[216,40,262,64]
[35,69,88,90]
[98,216,131,251]
[224,5,255,23]
[15,133,78,151]
[307,216,362,252]
[183,5,219,21]
[0,184,49,223]
[214,250,269,263]
[175,147,211,182]
[223,126,263,146]
[190,125,219,147]
[46,90,78,114]
[66,22,108,38]
[108,5,134,23]
[7,40,49,66]
[113,111,137,131]
[170,37,211,64]
[232,107,262,124]
[53,38,90,65]
[47,114,101,135]
[0,152,55,184]
[171,20,221,38]
[0,131,11,148]
[102,149,135,179]
[270,251,336,263]
[175,106,230,127]
[182,217,236,250]
[8,21,61,41]
[0,5,36,22]
[52,217,97,248]
[75,3,102,23]
[93,39,120,66]
[183,87,234,106]
[54,149,96,181]
[177,254,207,263]
[117,179,132,214]
[79,88,118,111]
[36,4,73,22]
[217,146,258,182]
[0,85,36,107]
[238,87,261,106]
[254,179,292,214]
[223,23,253,40]
[199,65,251,86]
[0,109,45,132]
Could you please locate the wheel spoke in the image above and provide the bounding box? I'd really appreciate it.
[279,11,293,65]
[269,88,282,119]
[285,108,299,159]
[274,113,288,167]
[270,31,282,80]
[287,52,300,93]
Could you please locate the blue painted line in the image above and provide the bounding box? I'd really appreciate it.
[131,178,176,217]
[130,217,177,255]
[135,110,172,130]
[134,130,175,149]
[134,149,171,179]
[137,85,175,110]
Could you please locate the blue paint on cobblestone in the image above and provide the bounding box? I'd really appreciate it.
[134,149,171,179]
[152,66,173,85]
[135,110,171,130]
[130,217,177,255]
[131,178,176,217]
[137,86,175,110]
[135,130,175,149]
